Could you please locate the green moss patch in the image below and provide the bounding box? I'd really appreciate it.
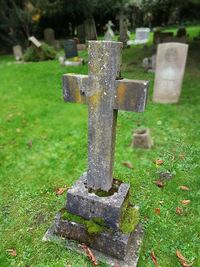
[120,206,139,234]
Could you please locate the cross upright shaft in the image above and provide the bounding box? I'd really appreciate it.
[63,41,149,191]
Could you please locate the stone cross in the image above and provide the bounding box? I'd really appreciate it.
[63,41,148,191]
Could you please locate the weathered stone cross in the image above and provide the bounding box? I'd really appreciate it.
[63,41,148,191]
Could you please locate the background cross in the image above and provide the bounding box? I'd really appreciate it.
[63,41,149,191]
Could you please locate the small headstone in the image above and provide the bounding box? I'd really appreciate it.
[84,18,97,41]
[12,45,23,61]
[149,54,157,72]
[153,43,188,103]
[64,39,78,58]
[176,27,187,37]
[77,24,86,43]
[119,13,129,46]
[153,31,174,45]
[104,20,115,41]
[132,128,153,149]
[44,28,55,46]
[28,36,42,48]
[129,28,150,45]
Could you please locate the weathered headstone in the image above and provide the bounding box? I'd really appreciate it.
[84,18,97,41]
[12,45,23,61]
[44,28,55,46]
[104,20,115,41]
[64,39,78,58]
[44,41,149,266]
[77,24,86,43]
[28,36,42,48]
[153,31,174,45]
[119,13,129,46]
[131,28,150,45]
[153,43,188,103]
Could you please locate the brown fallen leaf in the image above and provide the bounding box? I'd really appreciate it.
[81,244,98,266]
[176,207,183,215]
[154,179,165,188]
[122,161,133,169]
[150,250,159,267]
[176,250,193,267]
[179,186,190,191]
[181,200,191,205]
[154,159,164,165]
[154,208,161,215]
[6,249,17,257]
[55,187,68,195]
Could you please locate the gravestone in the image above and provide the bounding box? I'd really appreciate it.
[163,36,187,43]
[28,36,42,48]
[44,28,55,46]
[119,13,129,46]
[77,24,86,43]
[153,31,174,45]
[131,28,150,45]
[153,43,188,103]
[64,39,78,58]
[44,41,149,266]
[84,18,97,41]
[13,45,23,61]
[104,20,115,41]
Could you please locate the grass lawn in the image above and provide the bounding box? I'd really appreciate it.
[0,25,200,267]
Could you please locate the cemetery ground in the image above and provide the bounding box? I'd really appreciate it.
[0,26,200,267]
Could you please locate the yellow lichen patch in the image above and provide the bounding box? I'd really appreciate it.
[89,91,102,109]
[116,83,126,107]
[74,86,84,103]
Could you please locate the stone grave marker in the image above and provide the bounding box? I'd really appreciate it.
[12,45,23,61]
[84,18,97,41]
[153,31,174,45]
[44,28,55,46]
[44,41,149,266]
[119,13,129,46]
[153,42,188,103]
[64,39,78,58]
[28,36,42,48]
[77,24,86,43]
[104,20,115,41]
[129,28,150,45]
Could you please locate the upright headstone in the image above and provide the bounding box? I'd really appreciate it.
[64,39,78,58]
[44,28,55,46]
[132,28,150,45]
[153,31,174,45]
[153,43,188,103]
[77,24,86,43]
[104,20,115,41]
[44,41,149,266]
[84,18,97,41]
[119,13,129,46]
[12,45,23,61]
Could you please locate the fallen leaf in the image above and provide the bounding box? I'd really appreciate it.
[179,186,190,191]
[154,208,160,215]
[176,207,183,215]
[181,200,191,205]
[6,249,17,257]
[55,187,67,195]
[154,179,164,188]
[122,161,133,169]
[150,250,159,267]
[81,244,98,266]
[176,250,193,267]
[154,159,164,165]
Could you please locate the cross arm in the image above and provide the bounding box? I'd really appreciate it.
[63,74,88,104]
[114,79,149,112]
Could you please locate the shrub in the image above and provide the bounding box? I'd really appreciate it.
[23,43,56,62]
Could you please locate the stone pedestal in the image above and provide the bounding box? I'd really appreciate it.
[132,128,153,149]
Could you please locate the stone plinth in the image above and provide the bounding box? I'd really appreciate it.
[132,128,153,149]
[67,173,130,229]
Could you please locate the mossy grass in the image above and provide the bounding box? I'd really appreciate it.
[120,206,139,234]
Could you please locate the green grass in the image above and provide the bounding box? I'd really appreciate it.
[0,25,200,266]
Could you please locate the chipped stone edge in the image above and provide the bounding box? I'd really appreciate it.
[42,223,144,267]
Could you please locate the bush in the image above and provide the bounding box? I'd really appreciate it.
[23,43,56,62]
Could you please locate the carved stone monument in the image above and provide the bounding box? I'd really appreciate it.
[104,20,115,41]
[153,43,188,103]
[44,41,149,266]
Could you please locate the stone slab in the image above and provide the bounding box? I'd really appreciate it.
[67,173,130,229]
[43,214,144,266]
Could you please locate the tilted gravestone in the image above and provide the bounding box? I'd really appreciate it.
[153,43,188,103]
[44,41,149,266]
[44,28,55,46]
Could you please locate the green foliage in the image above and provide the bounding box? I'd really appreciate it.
[120,206,139,233]
[23,43,56,62]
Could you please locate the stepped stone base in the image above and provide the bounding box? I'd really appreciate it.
[43,213,144,267]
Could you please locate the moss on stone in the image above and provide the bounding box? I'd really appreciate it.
[120,206,139,234]
[60,209,106,235]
